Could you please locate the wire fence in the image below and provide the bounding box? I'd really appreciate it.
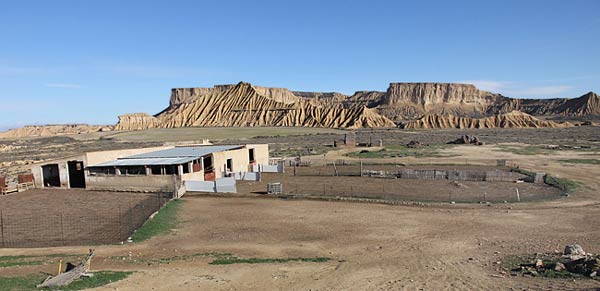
[0,192,171,248]
[277,175,562,204]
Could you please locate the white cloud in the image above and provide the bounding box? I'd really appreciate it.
[458,80,510,92]
[98,63,217,79]
[45,83,82,88]
[0,65,48,76]
[458,79,573,98]
[504,86,572,97]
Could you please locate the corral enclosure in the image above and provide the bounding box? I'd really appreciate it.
[240,164,563,203]
[0,189,169,248]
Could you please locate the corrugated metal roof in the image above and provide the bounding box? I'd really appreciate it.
[90,157,198,167]
[124,145,243,159]
[88,145,244,167]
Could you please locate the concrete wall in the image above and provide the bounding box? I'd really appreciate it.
[181,171,203,181]
[29,146,172,189]
[185,177,237,193]
[247,144,269,165]
[212,145,269,178]
[233,172,261,181]
[86,175,175,192]
[30,154,87,189]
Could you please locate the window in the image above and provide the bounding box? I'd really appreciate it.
[89,167,115,176]
[203,156,213,172]
[193,159,202,172]
[120,166,145,175]
[226,158,233,172]
[249,148,255,163]
[182,163,190,174]
[150,165,163,175]
[165,165,177,175]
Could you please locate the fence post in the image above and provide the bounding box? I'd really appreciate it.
[0,210,4,247]
[59,213,65,246]
[156,192,160,211]
[360,160,363,177]
[118,204,123,241]
[129,201,133,235]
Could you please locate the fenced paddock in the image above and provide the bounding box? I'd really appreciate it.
[238,164,563,204]
[0,189,170,248]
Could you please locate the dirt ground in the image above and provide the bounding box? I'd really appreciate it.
[236,168,562,203]
[0,128,600,290]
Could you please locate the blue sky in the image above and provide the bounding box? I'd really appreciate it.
[0,0,598,130]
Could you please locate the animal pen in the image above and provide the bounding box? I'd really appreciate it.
[258,162,564,204]
[0,189,171,248]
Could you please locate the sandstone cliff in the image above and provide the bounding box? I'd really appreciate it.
[170,84,302,106]
[117,82,396,130]
[401,111,572,129]
[114,113,161,131]
[0,124,112,139]
[165,82,600,123]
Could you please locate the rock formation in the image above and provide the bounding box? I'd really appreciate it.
[114,113,161,131]
[0,124,112,139]
[401,111,572,129]
[117,82,396,130]
[3,81,597,137]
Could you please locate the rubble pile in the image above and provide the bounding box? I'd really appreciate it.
[406,140,428,148]
[447,135,484,145]
[511,245,599,278]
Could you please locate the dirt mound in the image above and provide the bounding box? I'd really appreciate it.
[401,111,573,129]
[406,140,428,148]
[0,124,112,139]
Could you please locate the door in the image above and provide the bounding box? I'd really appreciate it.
[68,161,86,188]
[42,164,61,187]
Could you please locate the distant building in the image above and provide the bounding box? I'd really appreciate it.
[334,132,356,147]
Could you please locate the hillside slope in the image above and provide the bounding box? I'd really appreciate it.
[118,82,396,130]
[401,111,573,129]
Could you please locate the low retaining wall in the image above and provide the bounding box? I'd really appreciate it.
[233,172,261,181]
[184,177,237,193]
[86,175,175,192]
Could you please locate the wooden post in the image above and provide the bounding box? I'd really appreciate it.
[360,160,363,177]
[58,259,63,275]
[483,191,487,203]
[59,213,65,246]
[332,161,338,176]
[0,210,4,247]
[118,204,123,241]
[515,188,521,202]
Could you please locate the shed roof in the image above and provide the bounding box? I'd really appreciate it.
[124,145,243,159]
[91,157,198,167]
[88,145,244,167]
